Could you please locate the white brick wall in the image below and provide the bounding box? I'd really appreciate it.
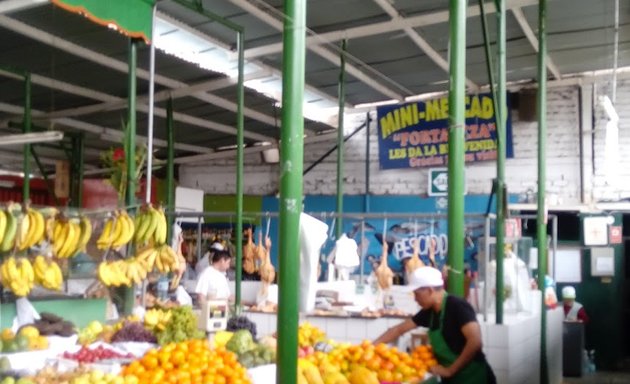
[180,81,630,204]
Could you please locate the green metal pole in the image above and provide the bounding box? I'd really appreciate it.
[537,0,549,382]
[478,0,500,126]
[23,73,32,202]
[123,38,138,316]
[30,146,58,206]
[77,134,84,207]
[166,97,175,243]
[235,31,245,311]
[335,40,346,239]
[495,0,507,325]
[277,0,306,381]
[447,0,466,298]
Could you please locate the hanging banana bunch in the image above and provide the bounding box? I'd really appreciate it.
[33,255,63,291]
[133,205,167,246]
[16,207,46,252]
[0,207,18,253]
[1,257,35,297]
[96,210,135,250]
[51,216,92,259]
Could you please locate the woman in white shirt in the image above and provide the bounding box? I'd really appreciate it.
[195,249,232,303]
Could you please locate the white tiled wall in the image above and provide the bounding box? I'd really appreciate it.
[480,305,563,384]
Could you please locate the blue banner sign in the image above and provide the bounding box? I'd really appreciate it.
[377,93,513,169]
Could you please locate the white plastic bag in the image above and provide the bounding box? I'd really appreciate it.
[299,213,329,313]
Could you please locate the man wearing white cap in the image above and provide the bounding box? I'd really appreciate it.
[562,286,589,323]
[374,267,495,384]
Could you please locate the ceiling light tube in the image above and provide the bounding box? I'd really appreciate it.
[0,131,64,146]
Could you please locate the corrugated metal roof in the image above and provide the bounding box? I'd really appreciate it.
[0,0,625,172]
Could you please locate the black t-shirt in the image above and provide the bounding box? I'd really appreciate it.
[412,295,486,363]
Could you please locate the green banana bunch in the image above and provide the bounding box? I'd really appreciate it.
[134,205,167,246]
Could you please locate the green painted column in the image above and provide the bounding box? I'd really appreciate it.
[537,0,549,382]
[166,97,175,243]
[495,0,507,325]
[277,0,307,382]
[235,31,245,311]
[335,40,346,239]
[23,73,32,201]
[123,38,139,316]
[446,0,466,297]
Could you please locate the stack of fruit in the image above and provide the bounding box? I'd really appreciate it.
[153,306,205,345]
[77,321,109,346]
[297,322,326,348]
[26,366,133,384]
[61,345,133,363]
[309,340,434,383]
[225,330,276,369]
[121,339,251,384]
[0,326,48,354]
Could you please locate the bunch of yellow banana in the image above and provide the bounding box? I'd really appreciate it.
[96,210,135,250]
[52,217,91,259]
[155,244,180,273]
[143,308,172,331]
[33,255,63,291]
[96,260,132,287]
[15,208,46,251]
[125,257,150,285]
[133,205,167,246]
[0,257,35,297]
[0,208,18,253]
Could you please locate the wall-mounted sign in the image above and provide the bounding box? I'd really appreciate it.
[428,168,448,196]
[609,226,622,244]
[377,93,514,170]
[583,216,610,246]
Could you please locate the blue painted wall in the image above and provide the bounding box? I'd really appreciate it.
[260,194,518,278]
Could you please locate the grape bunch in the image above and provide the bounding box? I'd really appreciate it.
[155,306,205,345]
[227,316,258,340]
[111,321,157,344]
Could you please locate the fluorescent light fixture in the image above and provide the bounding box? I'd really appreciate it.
[0,131,64,146]
[153,15,339,126]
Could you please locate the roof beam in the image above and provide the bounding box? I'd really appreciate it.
[371,0,478,90]
[0,102,214,154]
[511,7,562,79]
[227,0,409,101]
[0,68,274,142]
[244,0,540,59]
[0,15,284,133]
[40,70,270,119]
[176,130,339,165]
[0,0,47,15]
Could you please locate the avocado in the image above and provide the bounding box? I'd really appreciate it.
[13,336,29,352]
[0,357,10,372]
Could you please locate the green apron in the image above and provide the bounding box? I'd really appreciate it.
[428,293,488,384]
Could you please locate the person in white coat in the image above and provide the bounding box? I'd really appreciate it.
[195,249,233,303]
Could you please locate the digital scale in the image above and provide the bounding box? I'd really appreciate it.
[198,299,229,333]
